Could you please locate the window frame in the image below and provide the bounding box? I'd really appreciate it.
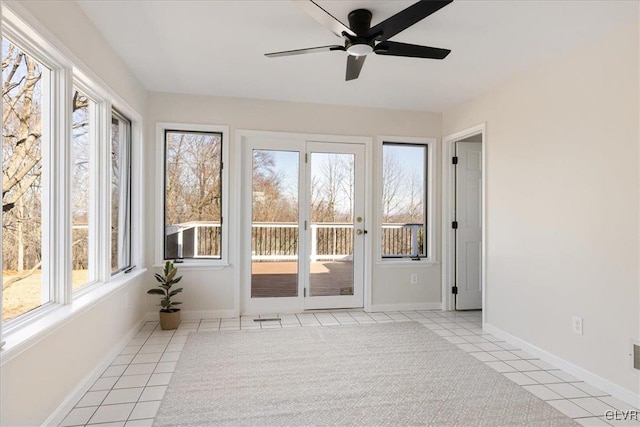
[111,109,132,276]
[1,6,142,332]
[69,83,100,294]
[156,122,230,268]
[1,18,62,324]
[377,136,436,264]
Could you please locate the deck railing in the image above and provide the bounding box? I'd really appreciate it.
[165,222,222,259]
[165,221,425,260]
[381,223,425,258]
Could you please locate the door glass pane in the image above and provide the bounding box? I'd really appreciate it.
[251,150,299,298]
[309,152,355,296]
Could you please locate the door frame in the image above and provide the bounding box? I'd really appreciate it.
[236,130,373,315]
[442,124,487,322]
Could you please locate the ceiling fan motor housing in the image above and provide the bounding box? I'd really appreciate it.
[346,9,375,56]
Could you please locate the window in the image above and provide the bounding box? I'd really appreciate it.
[381,142,429,259]
[111,111,132,274]
[1,11,139,326]
[2,37,51,322]
[163,129,223,260]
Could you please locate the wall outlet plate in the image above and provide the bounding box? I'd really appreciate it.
[572,316,583,335]
[410,273,418,285]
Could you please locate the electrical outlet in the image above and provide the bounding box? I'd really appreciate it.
[572,316,583,335]
[410,273,418,285]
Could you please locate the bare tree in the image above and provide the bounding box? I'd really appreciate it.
[3,40,43,280]
[381,150,405,222]
[404,170,424,223]
[3,47,42,213]
[71,90,90,273]
[311,154,353,223]
[251,150,297,223]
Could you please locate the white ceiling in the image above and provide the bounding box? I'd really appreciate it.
[77,0,636,112]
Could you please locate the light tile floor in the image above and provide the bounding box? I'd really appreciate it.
[59,310,640,426]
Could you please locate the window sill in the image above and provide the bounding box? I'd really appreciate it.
[376,259,440,267]
[0,268,147,365]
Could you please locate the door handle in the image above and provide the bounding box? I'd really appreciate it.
[356,229,367,235]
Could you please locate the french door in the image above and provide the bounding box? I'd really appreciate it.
[242,135,365,313]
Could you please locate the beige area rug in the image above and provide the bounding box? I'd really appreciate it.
[154,322,576,426]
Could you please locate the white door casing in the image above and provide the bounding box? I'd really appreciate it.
[455,141,483,310]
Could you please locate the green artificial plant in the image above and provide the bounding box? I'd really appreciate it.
[147,261,183,312]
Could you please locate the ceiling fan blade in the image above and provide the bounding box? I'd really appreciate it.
[346,55,366,81]
[367,0,452,42]
[265,45,345,58]
[295,0,356,39]
[374,41,450,59]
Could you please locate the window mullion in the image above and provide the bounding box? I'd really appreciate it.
[86,99,100,285]
[56,68,73,304]
[98,101,112,283]
[118,119,128,269]
[39,63,53,308]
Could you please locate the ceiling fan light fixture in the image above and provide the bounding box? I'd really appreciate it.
[346,43,373,57]
[265,0,454,80]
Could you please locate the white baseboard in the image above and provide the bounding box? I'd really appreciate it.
[42,316,147,427]
[368,302,442,312]
[144,309,237,322]
[484,323,640,410]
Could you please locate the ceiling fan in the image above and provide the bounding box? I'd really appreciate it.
[265,0,453,81]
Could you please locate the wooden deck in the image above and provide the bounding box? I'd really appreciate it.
[251,261,353,298]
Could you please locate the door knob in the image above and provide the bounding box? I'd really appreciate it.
[356,229,367,235]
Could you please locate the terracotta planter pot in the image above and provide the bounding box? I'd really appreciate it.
[159,309,181,330]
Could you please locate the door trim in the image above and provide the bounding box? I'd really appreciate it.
[237,130,373,315]
[441,124,486,323]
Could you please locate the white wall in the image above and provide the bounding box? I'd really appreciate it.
[443,21,640,398]
[146,94,443,316]
[14,0,147,114]
[0,2,149,425]
[1,278,147,426]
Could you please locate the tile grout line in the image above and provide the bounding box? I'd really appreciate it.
[58,310,634,427]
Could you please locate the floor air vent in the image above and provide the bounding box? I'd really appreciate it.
[254,318,281,322]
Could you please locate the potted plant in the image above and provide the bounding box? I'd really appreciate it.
[148,261,183,330]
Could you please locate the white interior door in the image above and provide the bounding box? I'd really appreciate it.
[455,141,482,310]
[242,135,365,314]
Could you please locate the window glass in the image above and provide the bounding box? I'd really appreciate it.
[111,111,131,273]
[1,19,138,325]
[381,143,427,258]
[2,38,50,321]
[71,89,94,290]
[164,130,222,260]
